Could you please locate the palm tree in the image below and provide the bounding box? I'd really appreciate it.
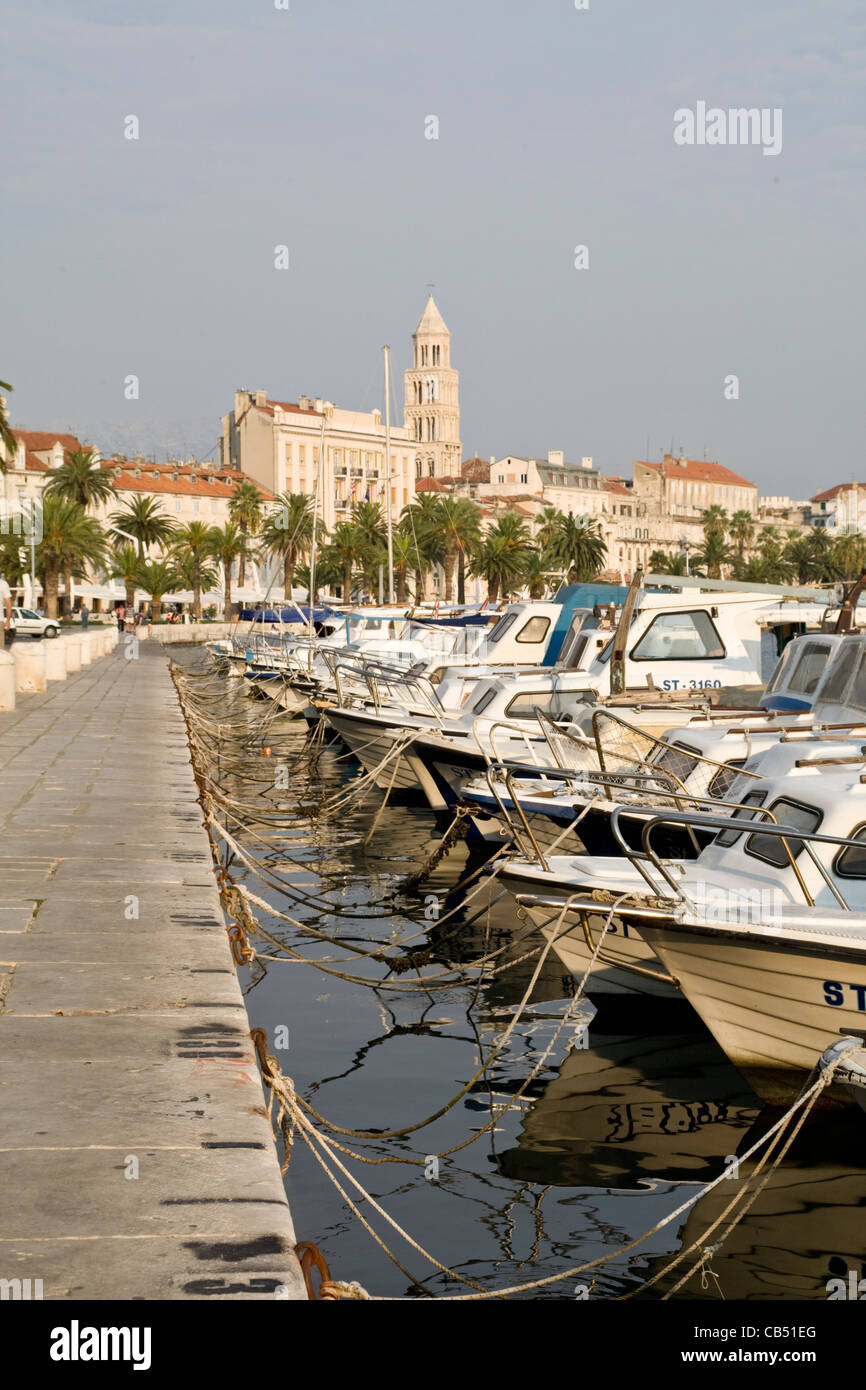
[43,447,117,510]
[108,544,143,613]
[436,496,482,603]
[37,497,106,619]
[168,520,214,620]
[648,549,687,575]
[468,533,527,603]
[228,478,264,588]
[258,492,315,600]
[696,529,731,579]
[534,505,564,554]
[322,521,370,601]
[391,532,419,604]
[784,528,839,584]
[543,513,607,581]
[174,552,218,613]
[295,554,341,600]
[401,494,447,602]
[521,551,552,600]
[702,504,729,538]
[0,529,28,586]
[350,500,387,592]
[137,559,181,624]
[0,381,17,471]
[831,532,866,581]
[110,494,176,557]
[729,509,755,561]
[207,522,249,621]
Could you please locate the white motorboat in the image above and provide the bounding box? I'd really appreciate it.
[506,757,866,1102]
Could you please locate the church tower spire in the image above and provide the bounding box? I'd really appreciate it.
[403,290,461,480]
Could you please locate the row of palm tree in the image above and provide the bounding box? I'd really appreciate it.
[264,493,610,605]
[650,506,866,586]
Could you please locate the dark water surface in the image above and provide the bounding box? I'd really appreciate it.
[178,651,866,1302]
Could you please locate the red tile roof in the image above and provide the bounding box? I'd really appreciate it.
[100,458,273,501]
[461,455,491,483]
[12,429,83,454]
[602,476,632,496]
[237,399,324,427]
[11,429,84,470]
[416,477,448,492]
[811,481,866,504]
[636,457,756,489]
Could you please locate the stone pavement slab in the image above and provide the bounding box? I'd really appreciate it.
[0,646,306,1301]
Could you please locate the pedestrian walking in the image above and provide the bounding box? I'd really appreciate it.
[0,574,15,648]
[116,603,126,633]
[80,602,89,631]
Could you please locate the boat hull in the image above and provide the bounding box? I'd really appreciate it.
[501,874,679,999]
[322,710,423,794]
[638,919,866,1103]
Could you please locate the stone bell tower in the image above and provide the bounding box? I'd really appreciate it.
[403,291,461,480]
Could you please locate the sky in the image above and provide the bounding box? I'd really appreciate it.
[2,0,864,496]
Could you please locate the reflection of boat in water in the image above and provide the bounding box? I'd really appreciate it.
[497,1030,760,1188]
[644,1105,866,1300]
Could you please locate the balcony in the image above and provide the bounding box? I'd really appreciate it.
[334,467,347,478]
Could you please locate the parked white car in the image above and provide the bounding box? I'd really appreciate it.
[12,607,60,639]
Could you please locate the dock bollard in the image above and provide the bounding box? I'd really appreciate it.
[13,640,47,694]
[79,633,93,666]
[0,650,14,711]
[65,635,83,673]
[45,639,68,682]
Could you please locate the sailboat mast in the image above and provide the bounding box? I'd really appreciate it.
[307,410,326,644]
[383,344,394,604]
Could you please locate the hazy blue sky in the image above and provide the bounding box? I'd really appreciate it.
[2,0,864,496]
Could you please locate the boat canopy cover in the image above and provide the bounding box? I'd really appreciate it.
[553,582,632,608]
[238,604,333,624]
[413,609,492,628]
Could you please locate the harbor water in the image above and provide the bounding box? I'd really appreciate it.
[178,641,866,1302]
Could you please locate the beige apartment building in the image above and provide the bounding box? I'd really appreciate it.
[633,454,758,518]
[463,452,654,578]
[219,392,417,531]
[219,292,466,525]
[91,456,271,534]
[1,429,85,520]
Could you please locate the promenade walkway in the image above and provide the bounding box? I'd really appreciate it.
[0,642,306,1300]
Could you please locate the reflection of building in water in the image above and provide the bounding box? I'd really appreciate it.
[497,1030,759,1187]
[649,1106,866,1301]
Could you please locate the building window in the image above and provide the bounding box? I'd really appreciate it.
[415,457,423,479]
[428,461,435,477]
[174,499,181,513]
[211,500,218,514]
[433,345,440,366]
